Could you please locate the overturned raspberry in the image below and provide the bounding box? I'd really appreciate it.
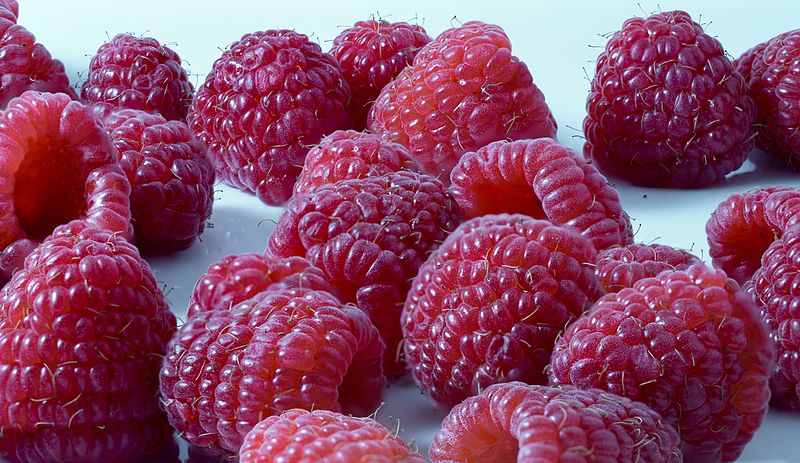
[240,409,424,463]
[294,130,421,195]
[584,10,755,188]
[189,30,350,205]
[160,289,385,455]
[368,21,557,180]
[102,109,214,252]
[550,264,774,462]
[430,382,682,463]
[596,243,701,291]
[450,138,633,250]
[402,214,602,408]
[0,221,177,463]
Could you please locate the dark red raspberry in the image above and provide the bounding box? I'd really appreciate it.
[187,253,336,319]
[402,214,603,408]
[331,19,431,129]
[189,30,351,205]
[240,409,424,463]
[82,34,194,121]
[0,91,131,284]
[550,264,774,462]
[735,30,800,167]
[368,21,557,180]
[0,220,177,463]
[450,138,633,251]
[102,109,214,253]
[294,129,421,195]
[0,0,17,22]
[596,243,701,292]
[584,10,755,188]
[159,288,385,455]
[430,382,682,463]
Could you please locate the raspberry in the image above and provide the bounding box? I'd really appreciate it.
[331,19,431,129]
[0,221,177,463]
[595,243,701,292]
[82,34,194,121]
[735,30,800,167]
[402,214,602,408]
[102,109,214,252]
[189,30,351,205]
[584,10,755,188]
[240,409,424,463]
[159,288,385,455]
[450,138,633,250]
[368,21,557,180]
[430,382,682,463]
[0,0,17,22]
[550,264,774,462]
[294,130,422,195]
[0,91,131,284]
[187,253,336,319]
[268,171,460,375]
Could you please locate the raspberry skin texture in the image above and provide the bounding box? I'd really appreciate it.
[240,409,424,463]
[595,243,701,292]
[402,214,603,408]
[0,220,177,463]
[82,34,194,121]
[159,288,385,455]
[294,130,422,195]
[188,30,351,205]
[450,138,633,251]
[102,109,214,253]
[430,382,682,463]
[0,91,132,282]
[368,21,557,180]
[583,11,755,188]
[0,0,17,22]
[268,170,460,375]
[550,264,774,462]
[331,19,431,129]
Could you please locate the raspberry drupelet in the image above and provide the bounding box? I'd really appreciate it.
[595,242,701,292]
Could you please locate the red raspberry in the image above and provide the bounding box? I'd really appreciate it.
[430,382,682,463]
[82,34,194,121]
[735,30,800,167]
[402,214,602,408]
[0,91,131,284]
[240,409,424,463]
[550,264,774,462]
[584,11,755,188]
[102,109,214,252]
[294,130,421,195]
[187,253,336,319]
[450,138,633,250]
[368,21,557,180]
[595,243,701,292]
[0,221,177,463]
[0,0,17,22]
[159,288,385,455]
[331,19,431,129]
[189,30,351,205]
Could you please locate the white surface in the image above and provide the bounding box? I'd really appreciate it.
[17,0,800,461]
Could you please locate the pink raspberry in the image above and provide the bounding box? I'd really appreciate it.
[550,264,774,462]
[450,138,633,250]
[82,34,194,121]
[102,109,214,252]
[0,0,17,22]
[331,19,431,129]
[430,382,682,463]
[159,288,385,455]
[189,30,351,205]
[0,220,177,463]
[368,21,557,180]
[294,130,421,195]
[595,243,701,292]
[402,214,603,408]
[240,409,424,463]
[0,91,131,284]
[584,11,755,188]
